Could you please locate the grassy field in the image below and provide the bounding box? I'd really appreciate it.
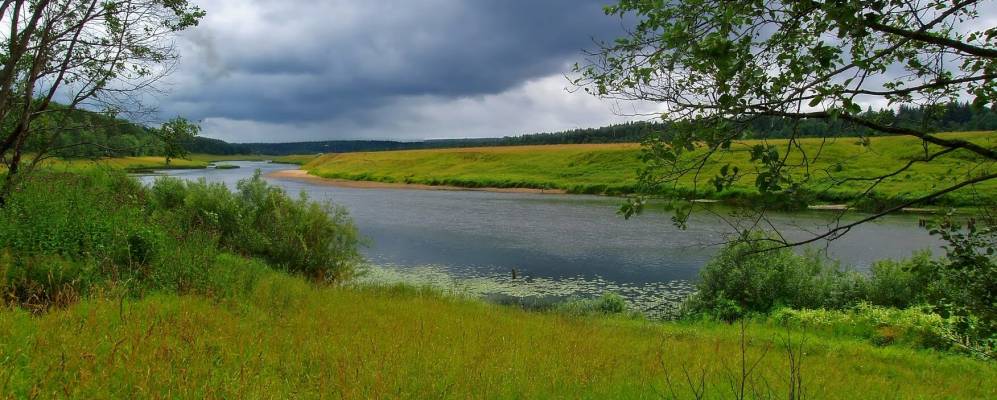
[302,132,997,206]
[1,280,994,399]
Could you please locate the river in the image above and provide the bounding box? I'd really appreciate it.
[137,161,942,315]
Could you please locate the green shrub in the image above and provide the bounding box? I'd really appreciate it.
[865,251,933,308]
[0,169,363,308]
[150,171,363,281]
[771,304,951,351]
[234,172,363,281]
[555,292,630,317]
[682,238,866,318]
[0,250,98,309]
[204,253,272,299]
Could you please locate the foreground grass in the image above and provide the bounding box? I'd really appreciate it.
[0,278,993,399]
[303,131,996,206]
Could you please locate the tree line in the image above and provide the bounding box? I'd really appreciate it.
[187,102,996,155]
[19,102,996,158]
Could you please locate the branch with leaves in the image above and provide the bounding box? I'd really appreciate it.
[577,0,997,248]
[0,0,205,204]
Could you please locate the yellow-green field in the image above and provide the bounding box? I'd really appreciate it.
[1,279,993,399]
[303,132,997,206]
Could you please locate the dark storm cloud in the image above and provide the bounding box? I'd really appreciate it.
[165,0,624,125]
[156,1,997,142]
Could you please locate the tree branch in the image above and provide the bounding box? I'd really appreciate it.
[752,171,997,252]
[752,110,997,161]
[865,20,997,59]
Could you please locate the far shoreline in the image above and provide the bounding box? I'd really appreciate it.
[266,169,944,215]
[266,169,569,194]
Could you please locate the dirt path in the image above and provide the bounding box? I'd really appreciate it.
[266,169,568,194]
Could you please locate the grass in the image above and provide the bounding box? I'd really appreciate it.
[0,280,994,399]
[302,131,997,206]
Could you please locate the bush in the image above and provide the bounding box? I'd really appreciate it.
[555,292,630,317]
[771,304,952,351]
[682,238,866,319]
[0,251,91,310]
[684,233,995,357]
[0,169,363,309]
[865,252,933,308]
[151,171,363,281]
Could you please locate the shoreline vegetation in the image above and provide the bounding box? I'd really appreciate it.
[270,169,943,213]
[267,169,568,194]
[299,131,995,209]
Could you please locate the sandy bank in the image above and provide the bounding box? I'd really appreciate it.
[266,169,568,194]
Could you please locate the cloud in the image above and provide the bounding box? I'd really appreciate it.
[201,74,662,143]
[155,0,635,142]
[155,1,997,142]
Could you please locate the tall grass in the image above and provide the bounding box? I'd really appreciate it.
[683,237,996,357]
[0,169,361,308]
[0,283,993,399]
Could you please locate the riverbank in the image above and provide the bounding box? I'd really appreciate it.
[268,169,568,194]
[300,131,996,207]
[275,168,944,213]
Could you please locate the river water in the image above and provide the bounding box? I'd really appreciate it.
[137,161,942,315]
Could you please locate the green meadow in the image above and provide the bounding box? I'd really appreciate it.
[303,131,997,207]
[2,282,995,399]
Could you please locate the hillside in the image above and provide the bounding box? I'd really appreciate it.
[302,132,997,207]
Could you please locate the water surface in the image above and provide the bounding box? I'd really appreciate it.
[139,161,941,315]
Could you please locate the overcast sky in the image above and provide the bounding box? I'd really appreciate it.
[154,1,997,144]
[154,0,646,143]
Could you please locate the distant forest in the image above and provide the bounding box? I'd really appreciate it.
[193,102,997,155]
[19,102,997,157]
[18,105,165,158]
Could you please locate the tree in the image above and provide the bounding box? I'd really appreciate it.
[577,1,997,346]
[0,0,205,204]
[159,116,198,166]
[575,0,996,248]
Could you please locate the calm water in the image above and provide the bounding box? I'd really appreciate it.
[138,161,942,314]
